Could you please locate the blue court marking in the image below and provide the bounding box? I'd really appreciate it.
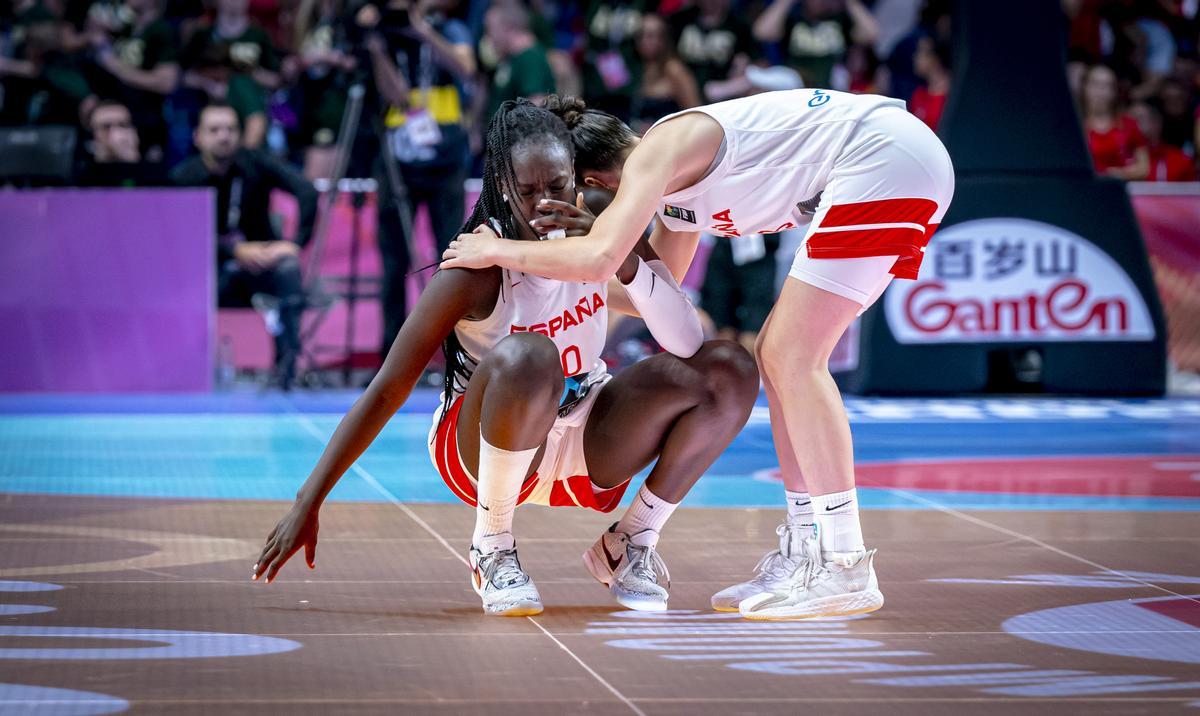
[0,684,128,715]
[0,605,56,616]
[0,582,63,593]
[1,390,1198,511]
[0,627,302,660]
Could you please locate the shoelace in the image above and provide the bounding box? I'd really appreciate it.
[786,536,831,590]
[622,543,671,588]
[749,523,806,586]
[482,548,529,590]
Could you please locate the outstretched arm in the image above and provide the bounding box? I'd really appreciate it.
[252,267,498,583]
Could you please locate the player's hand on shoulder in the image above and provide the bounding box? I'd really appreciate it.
[442,223,502,270]
[529,192,595,239]
[253,501,319,584]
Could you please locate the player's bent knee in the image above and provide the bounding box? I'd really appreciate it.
[693,340,759,407]
[483,333,565,394]
[758,329,827,380]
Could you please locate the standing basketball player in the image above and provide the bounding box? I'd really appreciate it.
[442,90,955,620]
[253,100,759,616]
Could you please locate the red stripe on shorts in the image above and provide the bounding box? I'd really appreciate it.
[807,202,943,280]
[549,474,630,513]
[807,226,926,257]
[820,197,939,228]
[433,397,539,507]
[435,398,477,506]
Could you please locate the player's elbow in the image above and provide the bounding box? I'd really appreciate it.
[589,251,625,283]
[661,321,704,359]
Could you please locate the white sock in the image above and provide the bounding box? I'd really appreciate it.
[615,483,678,547]
[472,433,537,554]
[811,488,865,562]
[785,490,814,530]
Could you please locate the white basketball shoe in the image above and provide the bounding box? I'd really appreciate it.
[583,524,671,611]
[469,538,543,617]
[711,521,813,612]
[738,535,884,620]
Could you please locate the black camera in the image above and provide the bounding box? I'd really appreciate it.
[347,0,411,48]
[379,4,411,32]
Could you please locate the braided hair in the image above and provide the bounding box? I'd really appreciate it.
[441,99,576,416]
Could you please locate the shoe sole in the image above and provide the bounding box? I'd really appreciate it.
[471,576,543,617]
[711,605,741,613]
[484,600,544,617]
[614,593,667,612]
[740,589,885,621]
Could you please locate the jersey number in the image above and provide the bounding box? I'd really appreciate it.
[561,345,582,377]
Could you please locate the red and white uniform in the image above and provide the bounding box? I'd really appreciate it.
[652,88,955,308]
[428,269,629,513]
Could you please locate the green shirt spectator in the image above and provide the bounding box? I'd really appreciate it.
[179,0,282,148]
[85,0,180,158]
[582,0,651,119]
[483,4,556,124]
[753,0,879,90]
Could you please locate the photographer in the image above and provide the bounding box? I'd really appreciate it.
[354,0,475,358]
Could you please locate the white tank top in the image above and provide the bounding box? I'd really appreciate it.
[452,268,610,401]
[651,89,905,238]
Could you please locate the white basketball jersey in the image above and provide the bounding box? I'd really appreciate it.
[651,89,905,238]
[452,269,610,394]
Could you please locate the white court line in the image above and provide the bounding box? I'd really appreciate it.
[886,485,1200,605]
[290,412,647,716]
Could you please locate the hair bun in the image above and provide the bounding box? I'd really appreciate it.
[543,94,589,129]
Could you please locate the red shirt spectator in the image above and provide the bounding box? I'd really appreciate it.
[910,35,949,130]
[909,86,946,130]
[1147,145,1196,181]
[1086,113,1148,174]
[1079,64,1149,180]
[1131,101,1197,182]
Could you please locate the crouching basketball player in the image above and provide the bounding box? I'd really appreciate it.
[252,100,759,616]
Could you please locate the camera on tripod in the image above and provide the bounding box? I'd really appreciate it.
[349,0,413,49]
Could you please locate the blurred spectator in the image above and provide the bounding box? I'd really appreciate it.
[705,62,804,103]
[582,0,648,119]
[909,34,948,130]
[83,0,180,162]
[844,42,882,94]
[359,0,475,357]
[76,99,169,185]
[170,103,318,389]
[180,0,282,148]
[883,0,947,102]
[668,0,758,102]
[1127,12,1177,102]
[520,0,583,98]
[628,13,700,133]
[1158,77,1195,152]
[1079,63,1150,180]
[701,232,780,355]
[482,3,555,122]
[0,4,94,125]
[753,0,879,90]
[1131,101,1197,181]
[286,0,357,179]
